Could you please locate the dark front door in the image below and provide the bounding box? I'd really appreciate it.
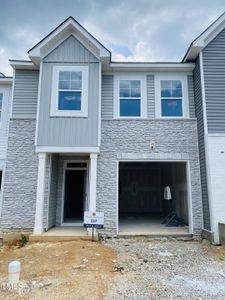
[63,170,85,223]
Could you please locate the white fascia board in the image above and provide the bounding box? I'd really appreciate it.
[9,60,39,70]
[29,18,110,60]
[110,63,195,72]
[35,146,100,153]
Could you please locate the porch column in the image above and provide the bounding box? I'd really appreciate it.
[33,153,47,235]
[89,153,98,212]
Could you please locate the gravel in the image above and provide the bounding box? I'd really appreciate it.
[104,238,225,300]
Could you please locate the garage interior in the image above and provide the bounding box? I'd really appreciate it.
[119,162,189,234]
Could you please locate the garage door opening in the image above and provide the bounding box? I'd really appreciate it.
[118,162,190,235]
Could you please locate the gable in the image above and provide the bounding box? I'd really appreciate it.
[43,35,99,63]
[204,27,225,53]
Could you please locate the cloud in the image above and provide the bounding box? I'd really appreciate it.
[0,0,225,75]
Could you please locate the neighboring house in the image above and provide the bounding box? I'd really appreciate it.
[0,74,12,216]
[0,14,223,243]
[183,12,225,244]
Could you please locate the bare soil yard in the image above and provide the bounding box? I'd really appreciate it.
[1,238,225,299]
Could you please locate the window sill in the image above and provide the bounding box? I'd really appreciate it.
[50,110,88,118]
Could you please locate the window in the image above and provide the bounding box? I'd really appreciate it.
[120,80,141,117]
[51,66,88,117]
[114,75,147,118]
[155,75,189,118]
[0,93,3,121]
[161,80,183,117]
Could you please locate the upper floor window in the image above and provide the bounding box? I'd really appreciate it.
[0,93,3,121]
[51,66,88,117]
[155,75,189,118]
[114,75,147,118]
[161,80,183,117]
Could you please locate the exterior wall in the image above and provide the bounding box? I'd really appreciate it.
[101,75,113,119]
[101,73,195,119]
[44,35,99,63]
[193,57,211,230]
[12,70,39,119]
[97,119,202,235]
[203,27,225,133]
[0,119,38,230]
[207,136,225,243]
[37,36,100,147]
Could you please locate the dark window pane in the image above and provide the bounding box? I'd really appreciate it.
[71,71,82,81]
[0,170,2,190]
[59,71,70,81]
[120,99,140,116]
[58,91,81,111]
[58,80,70,89]
[120,88,130,97]
[131,88,141,97]
[172,80,182,89]
[120,80,130,89]
[161,99,182,117]
[161,80,171,89]
[172,88,182,97]
[71,81,82,90]
[161,88,172,97]
[130,80,140,88]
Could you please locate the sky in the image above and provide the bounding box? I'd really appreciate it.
[0,0,225,76]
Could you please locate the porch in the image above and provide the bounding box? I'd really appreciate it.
[33,152,98,235]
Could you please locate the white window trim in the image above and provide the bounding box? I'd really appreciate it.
[113,74,147,119]
[50,65,89,117]
[0,92,3,123]
[155,74,189,119]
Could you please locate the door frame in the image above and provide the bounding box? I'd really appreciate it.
[117,159,193,235]
[61,159,89,226]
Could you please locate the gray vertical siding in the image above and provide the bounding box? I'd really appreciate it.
[203,28,225,133]
[147,75,155,118]
[44,35,98,62]
[187,75,195,118]
[48,154,58,228]
[193,56,211,230]
[101,75,113,118]
[37,35,100,147]
[12,70,39,118]
[37,62,99,146]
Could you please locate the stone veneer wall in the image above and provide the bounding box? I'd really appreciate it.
[0,119,38,231]
[97,119,203,235]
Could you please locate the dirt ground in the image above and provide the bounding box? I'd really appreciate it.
[1,238,225,299]
[0,240,117,300]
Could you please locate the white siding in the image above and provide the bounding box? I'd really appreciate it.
[207,136,225,243]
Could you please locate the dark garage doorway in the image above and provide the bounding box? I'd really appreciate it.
[118,162,190,234]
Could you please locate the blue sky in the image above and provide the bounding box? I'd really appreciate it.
[0,0,224,75]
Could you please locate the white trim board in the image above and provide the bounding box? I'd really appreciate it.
[35,146,99,153]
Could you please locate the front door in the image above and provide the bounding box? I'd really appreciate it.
[63,169,85,223]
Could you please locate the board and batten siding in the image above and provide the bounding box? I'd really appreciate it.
[44,35,99,63]
[12,70,39,119]
[203,27,225,133]
[37,36,99,147]
[193,56,211,230]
